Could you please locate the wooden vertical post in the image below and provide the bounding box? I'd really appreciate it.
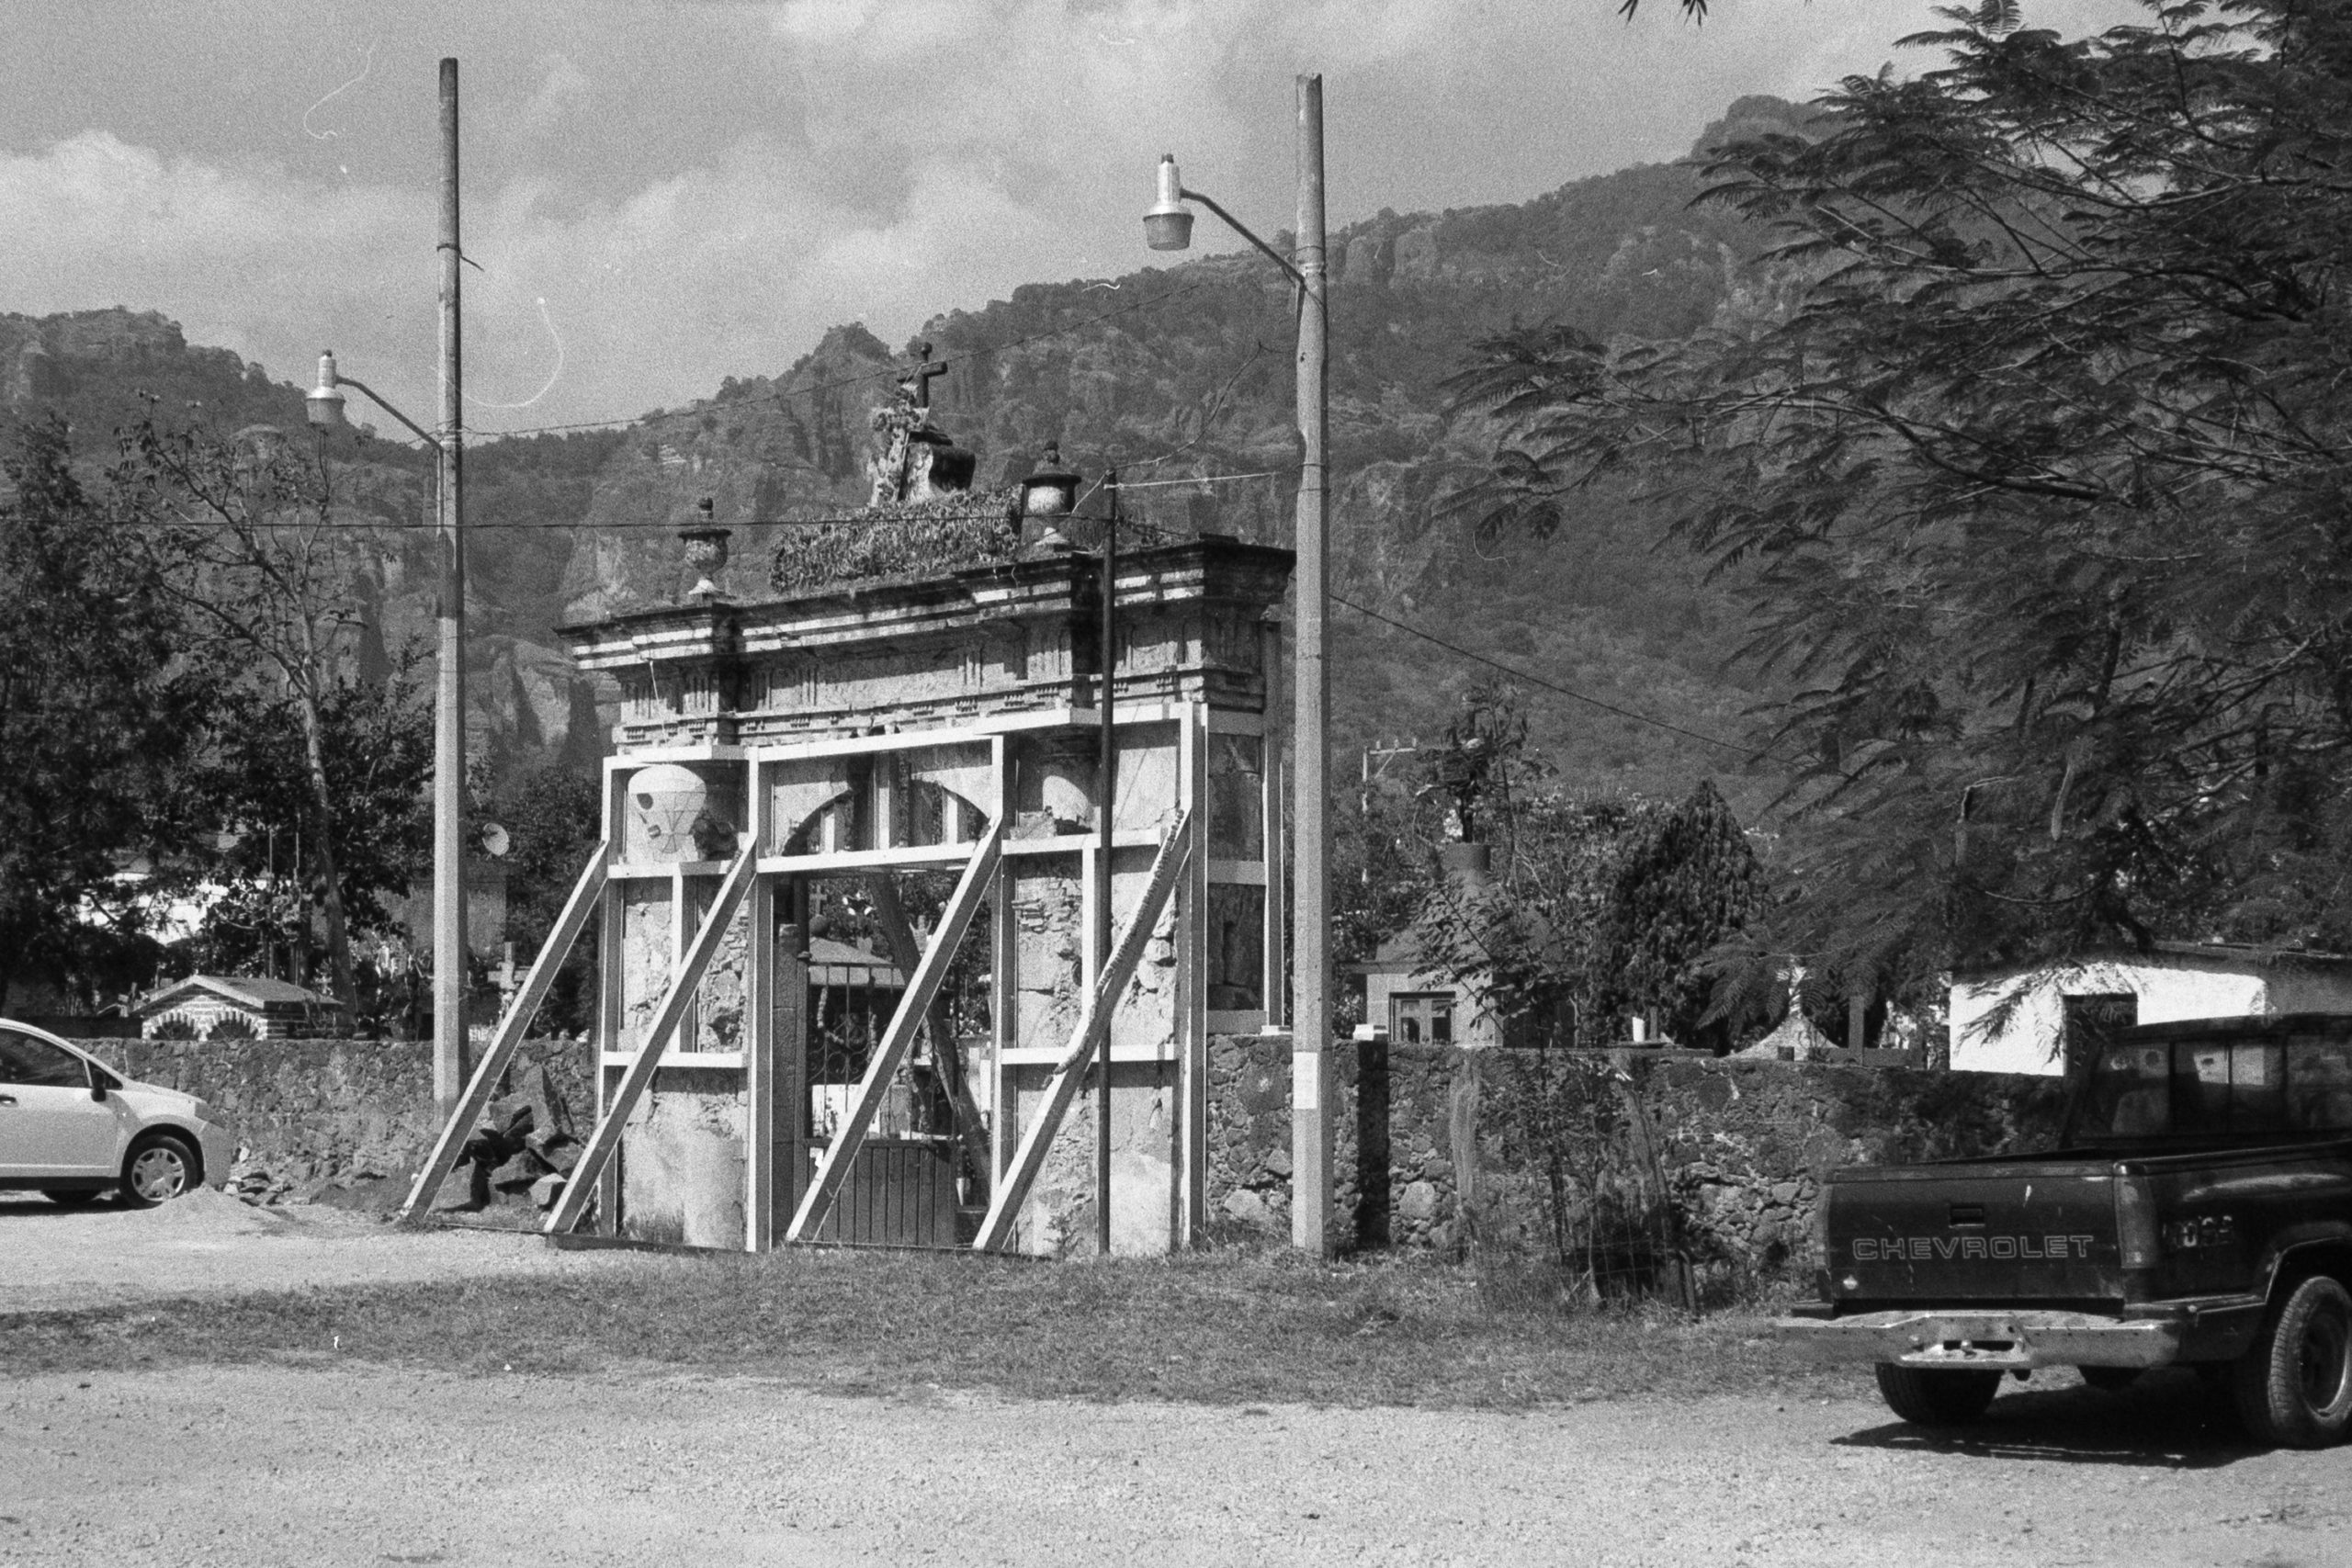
[594,758,629,1235]
[745,761,775,1252]
[1178,702,1209,1247]
[776,878,811,1226]
[672,863,695,1055]
[990,752,1018,1184]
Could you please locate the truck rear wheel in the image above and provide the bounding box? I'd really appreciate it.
[2233,1274,2352,1450]
[1873,1364,2002,1426]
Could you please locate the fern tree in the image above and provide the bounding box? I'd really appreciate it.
[1448,1,2352,1010]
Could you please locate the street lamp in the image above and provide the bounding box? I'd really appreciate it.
[302,58,469,1125]
[307,351,440,450]
[1146,75,1333,1257]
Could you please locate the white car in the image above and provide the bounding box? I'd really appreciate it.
[0,1021,235,1205]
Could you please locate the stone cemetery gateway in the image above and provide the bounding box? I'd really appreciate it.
[405,381,1295,1256]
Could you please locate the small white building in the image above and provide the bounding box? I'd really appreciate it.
[136,975,347,1041]
[1349,926,1502,1048]
[1951,942,2352,1076]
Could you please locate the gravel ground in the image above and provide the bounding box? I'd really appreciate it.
[0,1190,633,1314]
[5,1192,2349,1565]
[3,1365,2348,1566]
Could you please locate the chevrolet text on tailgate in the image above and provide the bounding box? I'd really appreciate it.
[1778,1013,2352,1448]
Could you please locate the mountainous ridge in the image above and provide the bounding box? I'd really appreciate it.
[2,96,1815,814]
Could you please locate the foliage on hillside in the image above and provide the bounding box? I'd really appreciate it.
[1,94,1826,989]
[1447,2,2352,1008]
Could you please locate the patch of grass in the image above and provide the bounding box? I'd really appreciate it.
[0,1246,1846,1408]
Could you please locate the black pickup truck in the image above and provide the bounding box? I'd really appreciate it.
[1780,1013,2352,1447]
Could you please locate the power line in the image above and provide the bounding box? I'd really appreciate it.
[1332,592,1767,761]
[107,502,1181,535]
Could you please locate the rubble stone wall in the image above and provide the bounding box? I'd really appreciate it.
[72,1035,594,1205]
[1204,1036,2071,1278]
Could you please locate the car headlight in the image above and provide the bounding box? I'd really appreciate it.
[189,1099,215,1124]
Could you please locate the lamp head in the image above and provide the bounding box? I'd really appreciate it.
[1144,153,1193,252]
[1017,442,1080,519]
[305,350,347,430]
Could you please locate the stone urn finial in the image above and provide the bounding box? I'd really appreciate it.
[678,496,731,601]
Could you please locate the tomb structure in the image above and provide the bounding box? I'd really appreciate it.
[404,363,1293,1256]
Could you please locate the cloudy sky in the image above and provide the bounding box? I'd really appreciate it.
[0,0,2139,435]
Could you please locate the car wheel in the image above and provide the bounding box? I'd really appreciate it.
[2078,1366,2140,1393]
[120,1134,198,1208]
[40,1190,107,1206]
[2233,1274,2352,1450]
[1874,1363,2003,1426]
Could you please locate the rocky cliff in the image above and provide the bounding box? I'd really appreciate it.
[4,97,1812,803]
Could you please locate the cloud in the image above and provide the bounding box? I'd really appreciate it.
[509,53,592,144]
[0,0,2151,432]
[0,123,1066,436]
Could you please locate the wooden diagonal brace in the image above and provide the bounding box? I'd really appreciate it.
[972,807,1193,1255]
[784,817,1005,1244]
[544,839,760,1235]
[398,839,611,1224]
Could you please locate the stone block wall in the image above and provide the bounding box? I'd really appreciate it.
[1204,1036,2070,1280]
[73,1035,593,1205]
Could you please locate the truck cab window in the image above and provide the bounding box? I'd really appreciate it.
[2172,1040,2287,1134]
[2083,1043,2170,1136]
[2287,1035,2352,1132]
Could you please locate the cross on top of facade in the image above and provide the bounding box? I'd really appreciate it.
[904,342,949,413]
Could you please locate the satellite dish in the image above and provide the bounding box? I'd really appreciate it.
[481,822,511,858]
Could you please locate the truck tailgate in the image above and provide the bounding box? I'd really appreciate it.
[1826,1160,2120,1302]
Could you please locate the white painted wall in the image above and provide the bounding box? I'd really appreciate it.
[1951,960,2275,1075]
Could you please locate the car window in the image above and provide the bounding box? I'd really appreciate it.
[2287,1034,2352,1132]
[0,1030,90,1089]
[2082,1043,2171,1136]
[2173,1040,2286,1134]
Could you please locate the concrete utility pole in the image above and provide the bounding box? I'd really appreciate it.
[435,57,468,1120]
[1141,74,1335,1255]
[1290,73,1334,1258]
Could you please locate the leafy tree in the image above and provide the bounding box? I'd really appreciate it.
[1448,1,2352,1010]
[1361,690,1764,1045]
[481,760,604,1034]
[1602,780,1763,1042]
[0,419,212,1007]
[130,418,421,1014]
[174,662,430,993]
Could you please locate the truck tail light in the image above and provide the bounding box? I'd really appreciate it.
[2114,1171,2159,1269]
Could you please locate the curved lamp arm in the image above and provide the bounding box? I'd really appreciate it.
[337,375,444,453]
[1182,186,1307,289]
[307,350,443,452]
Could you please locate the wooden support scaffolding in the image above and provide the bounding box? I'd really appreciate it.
[396,839,612,1224]
[783,817,1006,1244]
[544,839,760,1235]
[972,808,1194,1254]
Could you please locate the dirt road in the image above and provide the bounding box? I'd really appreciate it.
[3,1362,2346,1567]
